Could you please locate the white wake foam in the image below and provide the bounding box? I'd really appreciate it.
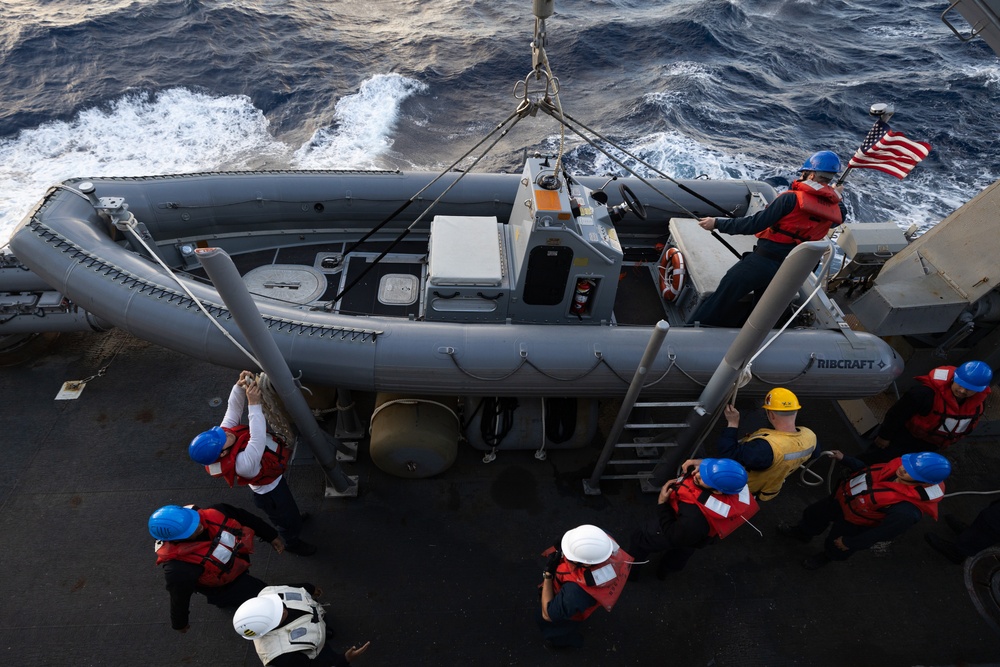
[292,73,428,170]
[0,88,285,245]
[0,75,427,245]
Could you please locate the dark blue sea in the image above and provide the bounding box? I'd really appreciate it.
[1,0,998,244]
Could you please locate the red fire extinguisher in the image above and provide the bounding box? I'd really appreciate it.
[571,279,594,315]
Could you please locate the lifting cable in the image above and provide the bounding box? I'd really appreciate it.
[320,108,527,310]
[545,105,735,218]
[117,217,262,370]
[526,9,737,224]
[327,7,566,310]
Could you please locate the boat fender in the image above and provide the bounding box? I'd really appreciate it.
[658,247,686,301]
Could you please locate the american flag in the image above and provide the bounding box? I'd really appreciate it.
[847,119,931,179]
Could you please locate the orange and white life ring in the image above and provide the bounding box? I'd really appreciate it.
[658,247,686,301]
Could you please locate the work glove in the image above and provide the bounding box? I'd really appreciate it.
[545,550,562,575]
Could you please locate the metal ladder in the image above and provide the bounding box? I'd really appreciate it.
[584,321,702,494]
[590,398,700,493]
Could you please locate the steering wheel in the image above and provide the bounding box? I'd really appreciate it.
[619,184,647,220]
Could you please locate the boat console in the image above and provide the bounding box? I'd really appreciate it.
[425,156,625,325]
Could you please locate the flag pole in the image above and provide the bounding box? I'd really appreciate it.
[837,102,895,186]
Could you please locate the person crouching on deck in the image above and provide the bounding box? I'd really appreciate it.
[627,458,760,579]
[778,451,950,569]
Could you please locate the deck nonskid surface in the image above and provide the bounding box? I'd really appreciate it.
[1,330,999,665]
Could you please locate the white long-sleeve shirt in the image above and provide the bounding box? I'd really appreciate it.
[220,383,283,494]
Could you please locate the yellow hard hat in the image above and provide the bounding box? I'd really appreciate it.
[763,387,801,411]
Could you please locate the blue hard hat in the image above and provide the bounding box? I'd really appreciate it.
[698,458,748,495]
[901,452,951,485]
[148,505,201,541]
[953,361,993,392]
[189,426,228,464]
[800,150,842,174]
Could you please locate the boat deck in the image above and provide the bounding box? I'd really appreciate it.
[2,330,999,666]
[196,239,681,326]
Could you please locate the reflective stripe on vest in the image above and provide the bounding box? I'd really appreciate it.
[253,585,326,663]
[154,508,255,587]
[742,427,817,500]
[669,476,760,539]
[835,458,944,526]
[754,181,842,245]
[905,366,990,447]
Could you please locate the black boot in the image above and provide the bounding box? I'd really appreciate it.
[924,533,966,565]
[777,523,812,544]
[285,539,317,556]
[944,515,970,536]
[802,552,832,570]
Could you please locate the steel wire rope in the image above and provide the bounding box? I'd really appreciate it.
[944,489,1000,498]
[118,219,262,369]
[528,20,567,176]
[726,243,836,407]
[321,110,527,311]
[534,103,746,258]
[36,184,384,346]
[526,13,730,223]
[550,107,737,218]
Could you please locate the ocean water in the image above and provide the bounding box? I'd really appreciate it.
[0,0,998,246]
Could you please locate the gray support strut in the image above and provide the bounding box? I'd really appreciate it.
[650,241,832,486]
[195,247,358,496]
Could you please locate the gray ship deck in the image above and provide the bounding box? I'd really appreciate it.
[2,329,999,666]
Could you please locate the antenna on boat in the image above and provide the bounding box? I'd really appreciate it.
[869,102,895,123]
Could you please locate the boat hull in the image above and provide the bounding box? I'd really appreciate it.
[8,171,903,398]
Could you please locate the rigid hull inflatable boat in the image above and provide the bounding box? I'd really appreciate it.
[7,155,901,403]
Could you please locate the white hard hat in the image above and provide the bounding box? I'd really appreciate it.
[233,594,284,639]
[561,524,613,565]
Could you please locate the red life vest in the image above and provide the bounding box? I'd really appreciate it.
[668,475,760,539]
[206,425,291,487]
[835,457,944,526]
[544,539,632,621]
[755,180,843,245]
[155,508,256,587]
[905,366,990,448]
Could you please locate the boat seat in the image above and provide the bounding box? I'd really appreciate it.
[427,216,503,287]
[668,217,756,321]
[425,215,510,323]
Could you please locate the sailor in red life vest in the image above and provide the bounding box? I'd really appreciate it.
[189,370,316,556]
[149,503,284,632]
[627,458,760,579]
[538,525,632,649]
[687,151,847,327]
[778,451,951,569]
[862,361,993,464]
